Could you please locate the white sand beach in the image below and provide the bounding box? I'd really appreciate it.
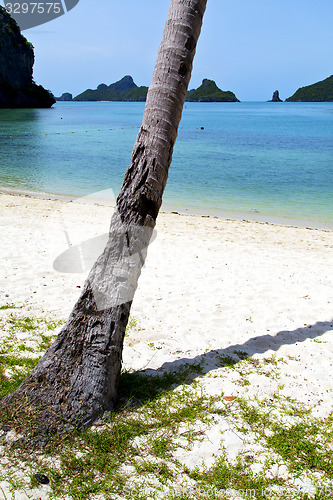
[0,192,332,499]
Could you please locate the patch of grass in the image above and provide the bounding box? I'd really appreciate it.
[125,315,138,336]
[135,459,175,482]
[0,303,17,310]
[1,319,333,500]
[6,314,37,331]
[1,313,63,333]
[0,355,39,398]
[189,452,286,499]
[237,395,333,481]
[0,312,63,399]
[149,436,175,458]
[267,417,333,476]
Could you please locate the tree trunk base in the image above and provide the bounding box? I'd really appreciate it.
[0,287,131,446]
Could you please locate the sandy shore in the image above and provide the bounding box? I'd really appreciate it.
[0,192,333,498]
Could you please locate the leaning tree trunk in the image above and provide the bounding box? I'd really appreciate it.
[0,0,207,440]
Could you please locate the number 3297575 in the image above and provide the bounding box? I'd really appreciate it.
[6,3,62,15]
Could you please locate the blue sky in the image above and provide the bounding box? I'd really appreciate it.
[14,0,333,101]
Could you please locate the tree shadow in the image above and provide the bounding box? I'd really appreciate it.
[119,319,333,405]
[158,318,333,376]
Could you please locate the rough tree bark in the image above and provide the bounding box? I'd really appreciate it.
[0,0,207,439]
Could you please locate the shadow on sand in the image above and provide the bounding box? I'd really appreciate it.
[132,319,333,385]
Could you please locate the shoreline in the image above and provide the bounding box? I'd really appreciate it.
[1,185,332,232]
[1,189,332,322]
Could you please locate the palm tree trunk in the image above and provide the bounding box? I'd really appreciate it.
[0,0,207,440]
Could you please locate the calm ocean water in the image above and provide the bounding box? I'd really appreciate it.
[0,101,332,227]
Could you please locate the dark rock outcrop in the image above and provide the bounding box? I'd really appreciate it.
[56,92,73,101]
[286,75,333,102]
[268,90,282,102]
[0,6,55,108]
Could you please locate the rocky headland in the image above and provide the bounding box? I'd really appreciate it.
[0,6,55,108]
[286,75,333,102]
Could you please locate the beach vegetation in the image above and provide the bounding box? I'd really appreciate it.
[0,303,16,310]
[1,310,333,498]
[0,310,62,400]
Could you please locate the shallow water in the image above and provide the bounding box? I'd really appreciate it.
[0,101,332,227]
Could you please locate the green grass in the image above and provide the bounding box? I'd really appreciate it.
[189,453,286,499]
[0,310,62,400]
[0,354,39,398]
[0,303,16,310]
[0,309,332,499]
[235,397,333,479]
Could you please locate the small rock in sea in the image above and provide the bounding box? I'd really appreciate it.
[35,474,50,485]
[268,90,283,102]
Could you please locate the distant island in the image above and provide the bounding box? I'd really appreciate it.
[286,75,333,102]
[56,92,73,102]
[0,6,55,108]
[186,79,239,102]
[73,76,240,102]
[74,76,148,102]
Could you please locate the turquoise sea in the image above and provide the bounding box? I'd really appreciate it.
[0,101,332,228]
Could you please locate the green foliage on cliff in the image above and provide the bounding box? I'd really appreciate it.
[286,75,333,102]
[186,78,240,102]
[74,76,148,102]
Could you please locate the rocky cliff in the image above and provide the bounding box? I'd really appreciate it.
[0,6,55,108]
